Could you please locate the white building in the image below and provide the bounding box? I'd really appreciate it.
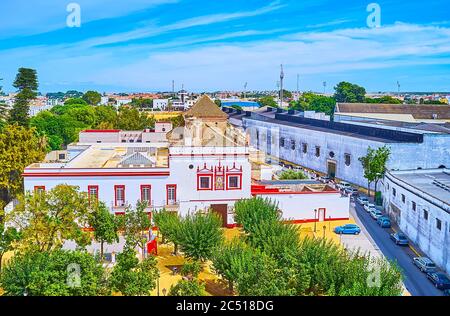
[153,99,169,110]
[21,96,350,227]
[383,169,450,274]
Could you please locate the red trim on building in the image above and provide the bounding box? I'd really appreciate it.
[114,185,125,207]
[226,173,242,190]
[23,171,170,178]
[81,129,121,133]
[197,174,213,191]
[140,185,152,205]
[87,185,99,204]
[251,184,340,195]
[34,186,46,193]
[166,184,177,203]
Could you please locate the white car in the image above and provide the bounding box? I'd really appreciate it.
[338,181,352,190]
[357,196,369,205]
[364,203,376,212]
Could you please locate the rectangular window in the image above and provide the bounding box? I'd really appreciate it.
[88,185,99,204]
[34,186,45,195]
[315,146,321,157]
[392,188,396,196]
[58,153,66,160]
[412,201,416,211]
[436,218,442,231]
[114,185,125,207]
[423,209,428,220]
[401,194,406,203]
[291,140,296,150]
[141,185,151,206]
[302,143,307,154]
[280,137,285,148]
[166,185,177,205]
[344,154,351,166]
[198,176,212,190]
[227,175,242,190]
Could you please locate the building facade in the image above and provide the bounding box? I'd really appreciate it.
[242,110,450,189]
[383,169,450,274]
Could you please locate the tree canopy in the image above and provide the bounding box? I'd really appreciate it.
[334,82,366,103]
[82,91,102,106]
[9,68,39,126]
[0,249,107,296]
[8,184,93,252]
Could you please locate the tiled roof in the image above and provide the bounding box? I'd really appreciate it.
[336,103,450,119]
[184,95,228,119]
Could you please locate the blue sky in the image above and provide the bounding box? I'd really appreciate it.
[1,0,450,93]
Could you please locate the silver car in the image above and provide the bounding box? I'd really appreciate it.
[413,257,437,273]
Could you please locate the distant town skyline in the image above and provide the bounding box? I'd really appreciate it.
[1,0,450,93]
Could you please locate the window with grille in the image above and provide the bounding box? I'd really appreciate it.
[345,154,351,166]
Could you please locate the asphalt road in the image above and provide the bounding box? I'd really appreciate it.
[351,200,443,296]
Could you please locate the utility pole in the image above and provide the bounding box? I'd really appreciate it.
[244,82,248,100]
[172,80,175,97]
[296,74,300,100]
[280,64,284,108]
[397,81,401,97]
[323,81,327,95]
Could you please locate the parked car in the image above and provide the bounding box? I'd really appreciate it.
[364,203,376,212]
[370,209,383,220]
[426,272,450,290]
[338,181,352,190]
[377,216,391,228]
[334,224,361,235]
[390,232,409,246]
[357,196,369,205]
[413,257,437,273]
[320,176,331,183]
[345,187,359,196]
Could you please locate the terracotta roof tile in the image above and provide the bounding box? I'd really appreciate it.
[185,95,228,119]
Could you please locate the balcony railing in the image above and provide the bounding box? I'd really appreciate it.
[111,200,129,210]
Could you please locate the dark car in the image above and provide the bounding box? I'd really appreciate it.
[426,272,450,290]
[390,232,409,246]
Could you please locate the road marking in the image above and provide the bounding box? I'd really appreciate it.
[391,227,421,257]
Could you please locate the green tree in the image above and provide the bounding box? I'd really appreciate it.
[63,97,88,106]
[359,146,391,197]
[109,247,159,296]
[0,249,107,296]
[279,89,293,99]
[116,106,155,130]
[82,91,102,106]
[290,92,336,116]
[8,185,93,252]
[0,224,21,273]
[180,261,202,280]
[89,202,119,261]
[214,99,222,107]
[257,96,278,108]
[279,169,308,180]
[234,197,280,236]
[93,106,118,128]
[153,209,181,255]
[0,124,46,203]
[175,212,223,262]
[0,78,8,126]
[334,82,366,103]
[168,279,205,296]
[365,96,402,104]
[123,202,151,258]
[9,68,39,126]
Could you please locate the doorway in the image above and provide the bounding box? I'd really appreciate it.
[318,208,326,222]
[327,160,337,179]
[211,204,228,227]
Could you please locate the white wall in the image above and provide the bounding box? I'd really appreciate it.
[383,172,450,274]
[254,192,350,222]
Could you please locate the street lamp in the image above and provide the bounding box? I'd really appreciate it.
[314,209,317,233]
[328,216,332,231]
[162,288,167,296]
[157,276,160,296]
